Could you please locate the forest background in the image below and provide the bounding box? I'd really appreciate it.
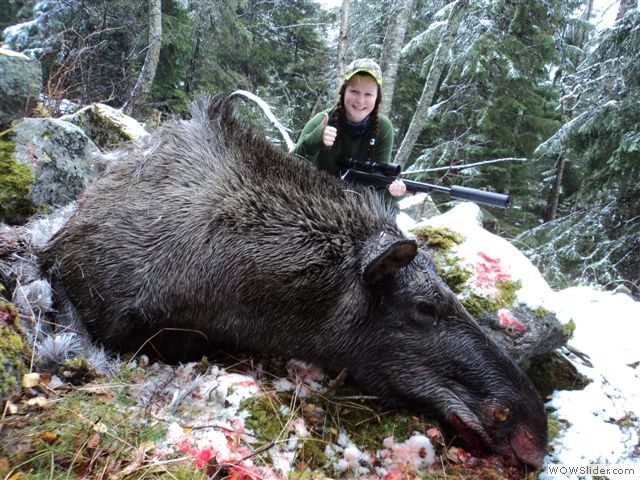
[1,0,639,295]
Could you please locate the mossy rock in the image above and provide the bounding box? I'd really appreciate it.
[0,295,31,406]
[0,135,37,224]
[60,103,148,151]
[527,351,590,398]
[461,279,522,317]
[413,226,473,294]
[0,48,42,129]
[1,117,101,224]
[412,225,465,250]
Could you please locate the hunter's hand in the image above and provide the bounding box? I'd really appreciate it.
[388,179,407,197]
[321,114,337,147]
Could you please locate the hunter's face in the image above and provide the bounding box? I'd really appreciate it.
[343,74,379,123]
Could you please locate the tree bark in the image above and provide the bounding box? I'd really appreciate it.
[379,0,416,117]
[124,0,162,116]
[546,154,566,221]
[394,0,469,169]
[615,0,635,20]
[336,0,350,94]
[186,21,203,96]
[547,0,592,220]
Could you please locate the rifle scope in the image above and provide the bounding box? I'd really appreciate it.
[338,157,401,177]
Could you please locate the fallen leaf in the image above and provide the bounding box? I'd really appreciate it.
[108,448,145,480]
[87,433,102,449]
[22,373,40,388]
[446,446,471,463]
[0,457,11,475]
[25,397,50,409]
[37,431,59,444]
[5,400,19,415]
[138,440,155,453]
[81,385,115,397]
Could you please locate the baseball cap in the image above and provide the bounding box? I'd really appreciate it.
[344,58,382,86]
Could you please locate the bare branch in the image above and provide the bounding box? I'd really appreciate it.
[405,157,529,174]
[229,90,295,151]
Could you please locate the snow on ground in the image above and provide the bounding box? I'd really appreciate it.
[399,196,640,478]
[542,287,640,477]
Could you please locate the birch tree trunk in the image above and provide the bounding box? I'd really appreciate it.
[124,0,162,116]
[378,0,416,117]
[336,0,350,94]
[394,0,469,168]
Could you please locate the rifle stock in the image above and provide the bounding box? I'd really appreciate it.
[341,169,510,209]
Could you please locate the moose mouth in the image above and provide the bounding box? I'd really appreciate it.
[448,409,546,469]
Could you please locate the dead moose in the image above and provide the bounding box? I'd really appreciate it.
[41,95,548,468]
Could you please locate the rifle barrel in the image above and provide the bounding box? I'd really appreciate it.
[341,170,510,208]
[448,185,510,208]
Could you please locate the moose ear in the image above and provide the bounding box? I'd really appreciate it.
[363,239,418,285]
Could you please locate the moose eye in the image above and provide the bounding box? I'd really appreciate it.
[416,300,437,318]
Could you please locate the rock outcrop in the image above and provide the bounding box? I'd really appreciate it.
[0,48,42,129]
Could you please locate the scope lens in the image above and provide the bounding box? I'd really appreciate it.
[379,163,401,176]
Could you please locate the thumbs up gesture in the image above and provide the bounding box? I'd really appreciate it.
[321,114,337,147]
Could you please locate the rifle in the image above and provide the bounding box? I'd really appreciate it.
[338,159,510,209]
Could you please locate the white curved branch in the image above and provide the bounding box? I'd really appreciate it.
[229,90,294,151]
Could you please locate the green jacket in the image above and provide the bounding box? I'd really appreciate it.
[290,109,394,176]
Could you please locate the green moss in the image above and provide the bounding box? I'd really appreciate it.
[461,279,522,316]
[242,384,442,475]
[432,254,474,294]
[0,135,37,223]
[0,298,31,404]
[562,319,576,338]
[113,361,144,383]
[242,393,290,443]
[527,352,590,398]
[295,437,329,472]
[497,279,521,305]
[242,393,329,471]
[532,305,550,317]
[327,401,434,452]
[65,106,138,150]
[59,356,99,385]
[547,416,562,443]
[412,226,466,250]
[614,412,636,428]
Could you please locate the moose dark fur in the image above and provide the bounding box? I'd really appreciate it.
[41,95,547,468]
